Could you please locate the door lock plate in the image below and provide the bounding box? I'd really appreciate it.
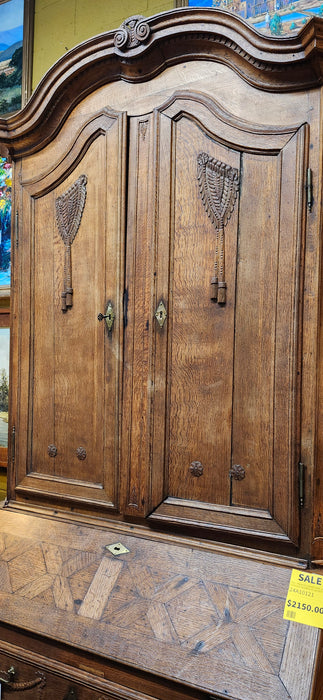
[155,299,167,328]
[106,542,130,556]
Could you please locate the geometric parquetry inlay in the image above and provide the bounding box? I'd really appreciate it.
[0,531,288,677]
[0,508,319,700]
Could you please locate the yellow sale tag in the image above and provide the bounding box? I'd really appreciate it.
[283,569,323,628]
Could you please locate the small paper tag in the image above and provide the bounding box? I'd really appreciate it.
[283,569,323,628]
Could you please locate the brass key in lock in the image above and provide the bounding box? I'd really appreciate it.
[98,301,115,331]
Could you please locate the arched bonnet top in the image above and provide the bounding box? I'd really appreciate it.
[1,7,323,158]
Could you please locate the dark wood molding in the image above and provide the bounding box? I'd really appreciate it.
[1,8,323,158]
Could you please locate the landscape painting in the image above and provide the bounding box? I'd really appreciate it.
[188,0,323,35]
[0,157,11,287]
[0,328,9,449]
[0,0,24,115]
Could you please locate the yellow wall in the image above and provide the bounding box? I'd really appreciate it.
[33,0,176,89]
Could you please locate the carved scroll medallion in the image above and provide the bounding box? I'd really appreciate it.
[55,174,87,312]
[114,15,150,51]
[197,153,239,304]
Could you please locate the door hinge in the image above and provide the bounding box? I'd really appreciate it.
[11,426,15,466]
[306,168,313,212]
[298,461,305,508]
[15,210,18,248]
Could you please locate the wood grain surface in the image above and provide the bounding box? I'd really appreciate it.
[0,509,320,700]
[1,7,323,699]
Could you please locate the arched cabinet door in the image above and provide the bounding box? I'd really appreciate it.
[123,92,307,548]
[11,86,308,548]
[12,109,127,511]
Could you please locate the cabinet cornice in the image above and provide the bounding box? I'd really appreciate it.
[1,8,323,158]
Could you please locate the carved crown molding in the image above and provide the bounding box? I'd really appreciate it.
[1,8,323,157]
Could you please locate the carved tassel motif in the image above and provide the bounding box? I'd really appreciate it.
[55,174,87,311]
[197,153,239,304]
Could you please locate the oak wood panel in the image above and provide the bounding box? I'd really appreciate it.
[7,497,310,569]
[149,93,306,546]
[166,116,239,506]
[14,64,317,185]
[231,152,280,511]
[0,508,320,700]
[7,47,319,555]
[1,10,323,162]
[2,11,323,700]
[280,622,321,699]
[13,110,127,511]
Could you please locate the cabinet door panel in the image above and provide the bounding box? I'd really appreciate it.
[149,94,306,546]
[166,123,239,507]
[13,110,126,511]
[231,152,280,512]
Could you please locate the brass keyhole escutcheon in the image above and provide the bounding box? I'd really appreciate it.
[155,299,167,328]
[106,542,130,556]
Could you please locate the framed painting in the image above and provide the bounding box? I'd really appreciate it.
[0,155,11,293]
[0,0,34,116]
[184,0,323,35]
[0,1,33,292]
[0,326,9,489]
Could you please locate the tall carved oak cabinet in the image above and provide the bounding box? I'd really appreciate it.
[0,8,323,699]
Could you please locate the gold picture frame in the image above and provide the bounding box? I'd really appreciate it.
[0,0,34,116]
[0,0,33,298]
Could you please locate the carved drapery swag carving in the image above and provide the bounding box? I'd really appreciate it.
[55,174,87,312]
[197,153,239,304]
[114,15,150,51]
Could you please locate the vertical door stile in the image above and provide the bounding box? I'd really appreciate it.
[273,125,307,543]
[151,110,175,509]
[26,188,37,481]
[229,149,243,509]
[231,150,283,515]
[123,113,157,517]
[164,115,176,506]
[113,110,128,511]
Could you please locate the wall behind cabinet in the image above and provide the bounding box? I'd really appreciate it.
[32,0,175,88]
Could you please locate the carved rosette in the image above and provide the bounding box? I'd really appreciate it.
[47,444,57,457]
[190,461,204,477]
[197,153,239,305]
[229,464,246,481]
[76,447,87,461]
[114,15,150,50]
